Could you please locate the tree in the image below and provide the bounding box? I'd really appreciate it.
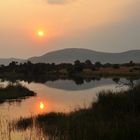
[85,60,92,65]
[84,60,93,69]
[74,60,81,65]
[9,61,18,67]
[129,60,135,66]
[95,61,102,68]
[74,60,83,72]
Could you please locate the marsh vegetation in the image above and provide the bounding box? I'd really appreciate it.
[0,61,139,82]
[15,84,140,140]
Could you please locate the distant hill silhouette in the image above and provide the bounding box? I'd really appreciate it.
[28,48,140,64]
[0,48,140,65]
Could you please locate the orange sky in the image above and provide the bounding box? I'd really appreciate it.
[0,0,139,58]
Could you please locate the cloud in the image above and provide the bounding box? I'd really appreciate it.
[46,0,70,5]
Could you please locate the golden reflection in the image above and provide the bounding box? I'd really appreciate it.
[39,102,45,110]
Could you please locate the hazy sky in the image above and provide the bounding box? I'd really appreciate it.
[0,0,140,58]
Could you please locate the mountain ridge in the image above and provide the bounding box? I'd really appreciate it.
[0,48,140,65]
[28,48,140,64]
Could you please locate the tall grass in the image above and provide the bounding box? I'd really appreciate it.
[0,114,47,140]
[0,114,13,140]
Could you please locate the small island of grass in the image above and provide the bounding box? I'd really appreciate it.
[0,83,36,103]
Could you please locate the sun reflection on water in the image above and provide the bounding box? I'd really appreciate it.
[39,102,45,110]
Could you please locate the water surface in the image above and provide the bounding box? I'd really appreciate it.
[0,78,139,139]
[0,78,134,119]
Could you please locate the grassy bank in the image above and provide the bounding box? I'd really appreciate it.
[0,83,36,103]
[16,84,140,140]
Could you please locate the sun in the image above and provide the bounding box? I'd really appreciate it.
[37,30,44,37]
[40,102,45,110]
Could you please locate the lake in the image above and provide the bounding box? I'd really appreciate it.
[0,77,139,139]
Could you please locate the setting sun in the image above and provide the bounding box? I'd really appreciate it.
[37,30,44,37]
[40,102,45,110]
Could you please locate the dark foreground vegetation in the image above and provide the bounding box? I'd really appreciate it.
[0,83,36,103]
[0,60,140,83]
[16,84,140,140]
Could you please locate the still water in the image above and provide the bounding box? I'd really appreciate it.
[0,78,138,139]
[0,78,134,119]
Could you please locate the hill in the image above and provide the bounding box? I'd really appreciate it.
[0,48,140,65]
[28,48,140,64]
